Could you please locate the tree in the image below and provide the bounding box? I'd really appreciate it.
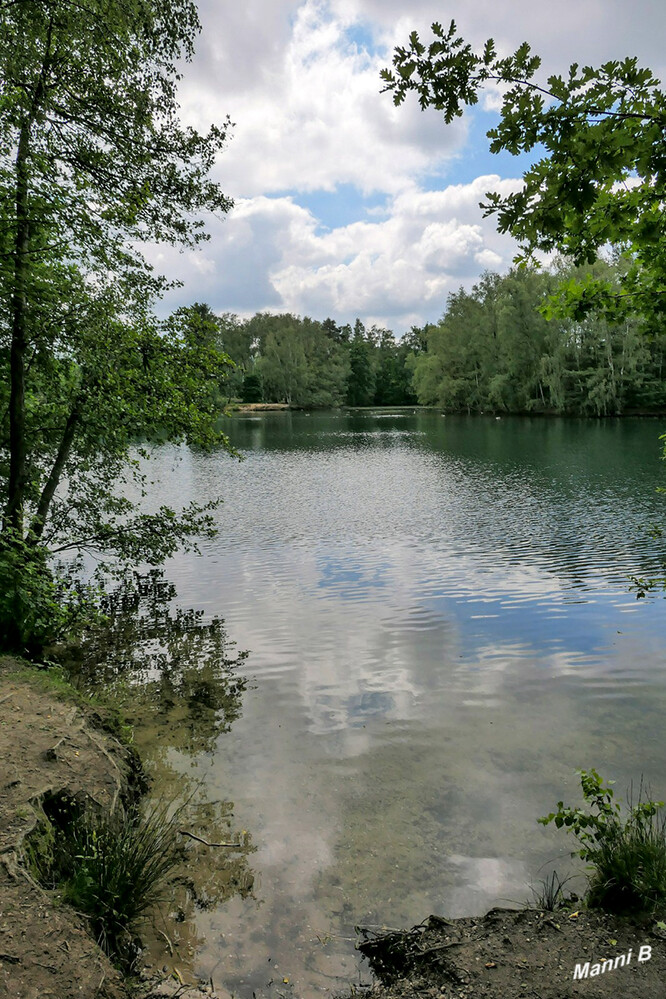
[212,312,257,399]
[381,21,666,326]
[402,325,431,355]
[492,269,553,411]
[346,323,376,406]
[240,371,263,403]
[411,275,501,412]
[256,324,308,405]
[0,271,238,651]
[171,303,238,407]
[250,313,349,408]
[407,262,666,415]
[0,0,235,650]
[322,317,350,344]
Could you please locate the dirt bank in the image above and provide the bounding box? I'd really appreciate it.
[357,906,666,998]
[233,403,290,411]
[0,656,132,999]
[0,658,231,999]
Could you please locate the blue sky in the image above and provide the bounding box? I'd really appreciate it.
[146,0,666,335]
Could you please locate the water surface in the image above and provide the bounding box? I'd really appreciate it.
[144,412,666,996]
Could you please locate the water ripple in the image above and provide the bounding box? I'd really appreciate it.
[141,413,666,999]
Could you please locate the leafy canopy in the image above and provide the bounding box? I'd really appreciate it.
[0,0,232,271]
[381,20,666,323]
[0,0,236,651]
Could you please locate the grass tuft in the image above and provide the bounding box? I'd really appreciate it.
[586,804,666,913]
[33,799,182,966]
[530,870,575,911]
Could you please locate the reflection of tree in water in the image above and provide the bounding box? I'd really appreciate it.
[57,570,256,973]
[146,794,256,974]
[66,569,248,755]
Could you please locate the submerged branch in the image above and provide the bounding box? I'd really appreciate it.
[178,829,241,848]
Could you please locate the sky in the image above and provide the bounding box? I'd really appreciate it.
[148,0,666,336]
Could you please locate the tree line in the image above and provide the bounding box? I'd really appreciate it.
[182,252,666,417]
[178,305,421,408]
[409,259,666,416]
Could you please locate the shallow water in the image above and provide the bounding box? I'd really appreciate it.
[140,412,666,996]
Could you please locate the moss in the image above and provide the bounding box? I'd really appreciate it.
[23,808,57,884]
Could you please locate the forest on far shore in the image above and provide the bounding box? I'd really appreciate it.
[186,255,666,416]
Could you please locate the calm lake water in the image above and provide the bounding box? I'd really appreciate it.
[143,411,666,997]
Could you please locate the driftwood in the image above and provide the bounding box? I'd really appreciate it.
[357,914,466,982]
[178,829,241,848]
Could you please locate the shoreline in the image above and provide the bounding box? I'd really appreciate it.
[0,657,230,999]
[356,907,666,998]
[230,404,666,418]
[3,656,664,999]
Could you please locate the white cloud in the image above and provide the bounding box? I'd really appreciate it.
[180,0,467,198]
[270,178,523,322]
[147,0,666,327]
[150,175,522,330]
[475,248,503,269]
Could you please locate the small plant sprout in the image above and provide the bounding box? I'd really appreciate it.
[530,870,575,911]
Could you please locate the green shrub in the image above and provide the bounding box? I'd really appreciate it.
[539,769,666,914]
[35,798,182,966]
[0,533,61,653]
[0,531,99,655]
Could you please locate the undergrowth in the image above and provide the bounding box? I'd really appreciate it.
[30,796,182,968]
[539,769,666,914]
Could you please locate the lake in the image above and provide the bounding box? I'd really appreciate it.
[139,411,666,997]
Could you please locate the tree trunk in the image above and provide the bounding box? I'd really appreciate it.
[5,123,31,535]
[4,18,53,537]
[29,402,82,542]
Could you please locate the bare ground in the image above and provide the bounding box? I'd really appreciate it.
[357,906,666,999]
[0,656,131,999]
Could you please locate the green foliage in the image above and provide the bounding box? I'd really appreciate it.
[0,0,232,277]
[35,799,182,966]
[382,22,666,331]
[374,345,418,405]
[539,769,666,914]
[0,2,237,651]
[250,313,351,407]
[213,310,419,409]
[0,531,99,653]
[539,769,621,846]
[0,532,61,652]
[409,263,666,414]
[1,291,239,566]
[347,335,376,406]
[241,371,263,403]
[257,323,309,405]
